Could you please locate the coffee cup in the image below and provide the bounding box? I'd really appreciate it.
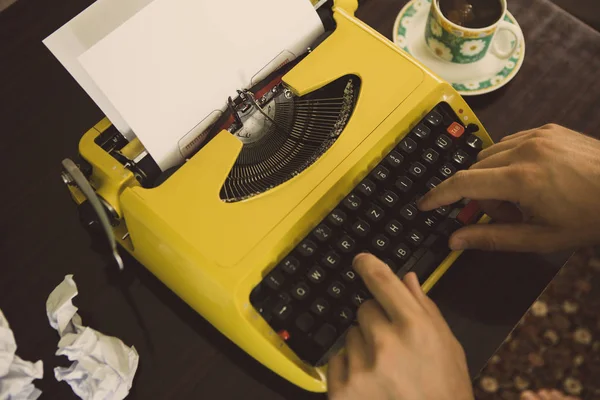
[424,0,523,64]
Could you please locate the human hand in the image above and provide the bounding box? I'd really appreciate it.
[418,124,600,253]
[327,253,473,400]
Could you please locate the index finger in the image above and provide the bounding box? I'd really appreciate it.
[352,253,421,322]
[417,167,522,211]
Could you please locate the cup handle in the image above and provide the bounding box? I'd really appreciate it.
[490,21,523,59]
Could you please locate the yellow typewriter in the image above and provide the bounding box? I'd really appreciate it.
[59,0,493,392]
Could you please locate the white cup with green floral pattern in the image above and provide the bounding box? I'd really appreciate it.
[425,0,523,64]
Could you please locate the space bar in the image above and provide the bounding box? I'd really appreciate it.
[410,251,439,282]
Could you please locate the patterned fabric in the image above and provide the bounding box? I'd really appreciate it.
[473,248,600,399]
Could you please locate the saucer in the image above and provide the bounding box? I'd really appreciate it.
[392,0,525,96]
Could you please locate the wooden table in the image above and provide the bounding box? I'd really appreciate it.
[1,0,599,398]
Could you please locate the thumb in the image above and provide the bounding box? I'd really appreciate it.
[448,223,565,253]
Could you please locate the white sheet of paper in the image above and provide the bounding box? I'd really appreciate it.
[46,275,139,400]
[0,309,43,400]
[43,0,156,140]
[79,0,324,170]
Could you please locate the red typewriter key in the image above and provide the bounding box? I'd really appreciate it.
[277,330,290,341]
[447,122,465,138]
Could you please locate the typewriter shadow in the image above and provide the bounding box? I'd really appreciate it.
[428,248,570,376]
[104,250,326,400]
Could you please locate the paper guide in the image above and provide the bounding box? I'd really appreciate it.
[75,0,324,170]
[43,0,156,140]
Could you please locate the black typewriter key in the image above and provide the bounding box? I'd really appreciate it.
[399,137,417,154]
[352,291,368,307]
[409,162,427,179]
[298,239,318,257]
[422,148,439,164]
[337,236,355,253]
[295,313,315,333]
[372,234,390,251]
[395,176,413,193]
[282,256,300,274]
[313,324,337,348]
[328,209,347,227]
[344,193,362,211]
[426,177,442,191]
[328,281,345,299]
[385,220,403,237]
[372,165,390,182]
[307,266,326,284]
[336,307,354,325]
[407,230,424,246]
[273,302,292,321]
[311,298,330,316]
[413,123,431,139]
[393,243,411,261]
[321,250,341,269]
[452,149,469,166]
[426,110,443,126]
[400,204,418,221]
[423,215,439,229]
[292,282,310,300]
[440,163,456,178]
[385,151,404,168]
[466,134,483,151]
[266,271,285,290]
[352,220,371,237]
[366,204,385,222]
[312,224,332,242]
[358,179,376,197]
[380,190,399,208]
[436,205,450,217]
[435,134,452,151]
[342,268,358,283]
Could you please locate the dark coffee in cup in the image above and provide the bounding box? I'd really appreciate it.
[437,0,503,29]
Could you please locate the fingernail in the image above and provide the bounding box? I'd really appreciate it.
[404,271,419,284]
[450,238,467,250]
[352,253,370,269]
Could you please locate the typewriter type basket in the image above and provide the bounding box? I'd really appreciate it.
[220,75,360,202]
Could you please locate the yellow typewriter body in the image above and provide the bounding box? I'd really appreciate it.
[63,0,493,392]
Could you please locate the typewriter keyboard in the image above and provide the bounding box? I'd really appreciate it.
[249,102,486,366]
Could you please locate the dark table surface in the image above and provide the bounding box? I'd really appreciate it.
[1,0,600,399]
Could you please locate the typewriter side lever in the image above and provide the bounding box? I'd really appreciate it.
[61,158,124,270]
